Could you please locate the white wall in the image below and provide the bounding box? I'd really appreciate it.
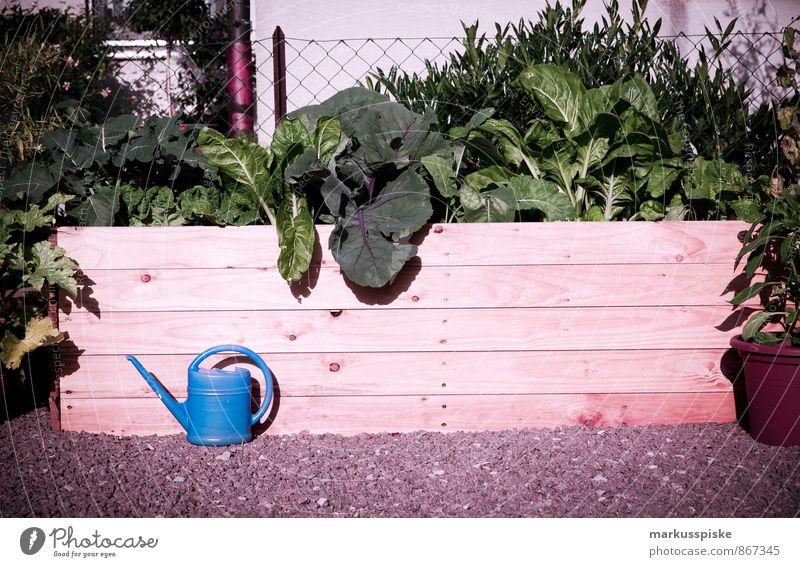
[1,0,85,13]
[251,0,798,142]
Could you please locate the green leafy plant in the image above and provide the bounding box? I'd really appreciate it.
[420,108,573,222]
[0,35,72,169]
[776,19,800,189]
[285,87,451,287]
[197,125,315,283]
[0,115,244,227]
[369,0,774,179]
[728,20,800,346]
[0,194,78,369]
[199,87,458,287]
[729,184,800,345]
[421,66,760,222]
[0,4,113,121]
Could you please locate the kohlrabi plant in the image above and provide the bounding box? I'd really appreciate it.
[284,87,452,287]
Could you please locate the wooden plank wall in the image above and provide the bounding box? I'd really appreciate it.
[56,221,750,436]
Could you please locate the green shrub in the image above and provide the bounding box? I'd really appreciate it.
[0,4,113,119]
[369,0,774,177]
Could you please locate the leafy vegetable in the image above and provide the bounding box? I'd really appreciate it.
[283,87,450,287]
[0,194,79,369]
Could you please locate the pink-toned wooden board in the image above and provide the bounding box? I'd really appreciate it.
[59,305,744,355]
[60,392,736,436]
[58,349,737,398]
[56,221,750,435]
[60,262,744,313]
[56,221,747,270]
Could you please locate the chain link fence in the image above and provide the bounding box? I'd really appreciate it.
[97,28,789,140]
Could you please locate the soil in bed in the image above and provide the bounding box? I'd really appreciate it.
[2,408,799,517]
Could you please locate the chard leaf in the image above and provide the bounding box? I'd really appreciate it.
[462,186,517,223]
[647,163,682,197]
[519,64,589,134]
[507,175,573,220]
[479,119,539,173]
[575,133,610,177]
[585,85,616,117]
[524,120,560,149]
[638,200,665,221]
[586,205,606,221]
[314,117,341,163]
[276,199,315,283]
[329,170,431,287]
[198,128,274,220]
[464,166,514,191]
[463,107,495,134]
[271,118,312,163]
[540,146,579,196]
[421,155,457,198]
[610,74,659,121]
[689,157,747,200]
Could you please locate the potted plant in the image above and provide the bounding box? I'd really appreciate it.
[728,190,800,445]
[728,19,800,446]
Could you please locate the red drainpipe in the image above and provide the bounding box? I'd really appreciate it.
[227,0,255,135]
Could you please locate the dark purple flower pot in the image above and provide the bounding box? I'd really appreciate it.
[730,335,800,446]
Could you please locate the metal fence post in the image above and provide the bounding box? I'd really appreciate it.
[227,0,255,135]
[273,26,287,124]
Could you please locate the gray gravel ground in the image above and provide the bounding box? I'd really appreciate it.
[2,408,800,517]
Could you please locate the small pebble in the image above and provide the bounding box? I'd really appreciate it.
[146,444,155,451]
[216,451,231,461]
[592,474,608,483]
[317,497,328,507]
[172,475,185,483]
[238,496,246,501]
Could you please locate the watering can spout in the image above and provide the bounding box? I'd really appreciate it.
[126,355,190,432]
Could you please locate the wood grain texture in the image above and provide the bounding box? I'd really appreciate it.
[55,221,750,435]
[60,262,743,313]
[59,305,744,355]
[56,221,747,270]
[58,349,739,398]
[60,392,736,436]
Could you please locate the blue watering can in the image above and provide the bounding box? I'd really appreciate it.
[126,345,274,446]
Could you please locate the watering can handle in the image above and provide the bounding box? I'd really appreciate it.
[189,344,275,427]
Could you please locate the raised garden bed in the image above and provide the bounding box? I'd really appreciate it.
[54,220,747,436]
